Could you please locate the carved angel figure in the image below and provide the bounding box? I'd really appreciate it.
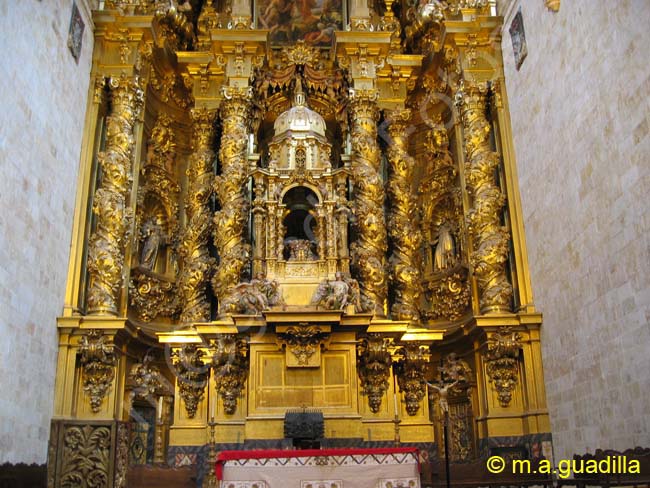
[312,272,368,312]
[220,275,285,315]
[312,272,349,310]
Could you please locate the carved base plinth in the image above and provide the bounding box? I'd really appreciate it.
[47,420,129,488]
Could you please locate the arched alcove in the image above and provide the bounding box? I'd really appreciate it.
[281,186,319,260]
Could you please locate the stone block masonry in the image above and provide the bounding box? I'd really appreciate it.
[0,0,96,463]
[500,0,650,461]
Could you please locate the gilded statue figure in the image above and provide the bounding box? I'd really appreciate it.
[140,221,165,270]
[434,223,456,271]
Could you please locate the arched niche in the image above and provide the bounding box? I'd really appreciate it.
[281,186,320,260]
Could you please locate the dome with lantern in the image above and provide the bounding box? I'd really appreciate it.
[273,78,327,137]
[268,77,332,171]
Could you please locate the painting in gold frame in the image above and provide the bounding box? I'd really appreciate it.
[256,0,345,47]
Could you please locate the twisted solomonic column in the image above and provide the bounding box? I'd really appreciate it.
[348,89,388,315]
[178,108,218,323]
[386,109,422,321]
[456,81,513,313]
[87,74,143,315]
[212,87,253,309]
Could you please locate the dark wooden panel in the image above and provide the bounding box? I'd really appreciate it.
[126,465,197,488]
[0,463,46,488]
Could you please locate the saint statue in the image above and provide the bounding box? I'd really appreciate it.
[141,223,164,270]
[434,223,456,271]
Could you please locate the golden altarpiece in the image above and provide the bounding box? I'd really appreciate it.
[49,0,551,485]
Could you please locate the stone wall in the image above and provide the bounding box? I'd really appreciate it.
[499,0,650,460]
[0,0,95,463]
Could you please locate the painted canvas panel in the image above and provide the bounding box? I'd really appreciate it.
[509,7,528,71]
[257,0,344,47]
[67,2,85,63]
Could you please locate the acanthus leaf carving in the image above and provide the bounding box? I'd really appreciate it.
[79,330,117,413]
[127,352,164,401]
[59,424,112,487]
[357,334,393,413]
[278,324,329,367]
[394,343,430,416]
[210,335,249,414]
[484,327,522,407]
[114,422,129,488]
[171,345,209,418]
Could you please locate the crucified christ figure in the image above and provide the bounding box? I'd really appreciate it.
[426,380,459,414]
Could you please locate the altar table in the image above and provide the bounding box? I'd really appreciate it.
[216,447,421,488]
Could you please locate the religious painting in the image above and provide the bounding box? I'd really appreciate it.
[509,7,528,71]
[67,2,85,63]
[256,0,345,47]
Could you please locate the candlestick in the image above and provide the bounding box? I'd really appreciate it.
[158,396,163,420]
[393,392,399,414]
[211,394,216,420]
[204,416,218,488]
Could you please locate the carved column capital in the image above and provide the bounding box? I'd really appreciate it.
[349,88,380,113]
[386,108,412,129]
[454,79,489,111]
[189,107,218,148]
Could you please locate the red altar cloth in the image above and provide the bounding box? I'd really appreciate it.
[215,447,420,480]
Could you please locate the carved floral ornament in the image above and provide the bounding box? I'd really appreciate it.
[79,330,117,413]
[127,352,164,400]
[484,327,522,407]
[171,345,210,418]
[278,324,330,367]
[169,337,250,418]
[210,334,249,415]
[59,424,112,487]
[357,334,393,413]
[394,343,430,416]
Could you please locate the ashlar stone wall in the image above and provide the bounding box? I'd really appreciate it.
[499,0,650,461]
[0,0,95,463]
